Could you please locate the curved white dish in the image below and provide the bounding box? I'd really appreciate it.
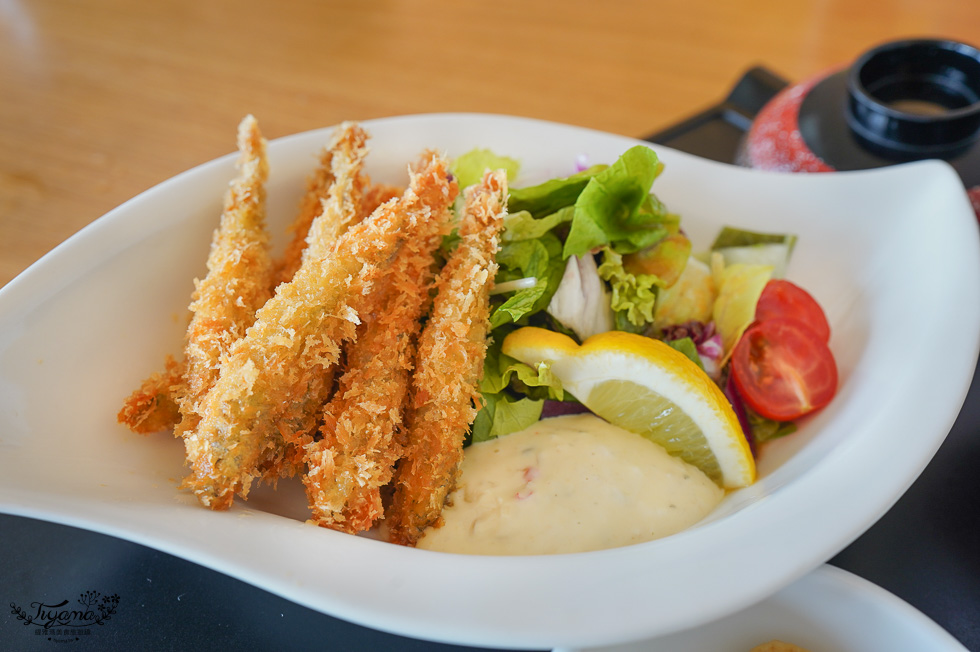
[0,114,977,649]
[556,564,969,651]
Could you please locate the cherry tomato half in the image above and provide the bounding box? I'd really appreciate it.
[755,279,831,343]
[731,317,838,421]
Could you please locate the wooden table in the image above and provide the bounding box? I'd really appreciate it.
[3,2,980,650]
[4,0,980,288]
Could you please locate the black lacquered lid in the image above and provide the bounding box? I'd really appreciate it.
[799,38,980,187]
[847,39,980,159]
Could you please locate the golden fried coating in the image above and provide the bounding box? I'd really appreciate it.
[274,147,338,286]
[258,124,377,480]
[275,122,368,286]
[117,115,274,436]
[275,122,403,288]
[360,182,402,218]
[304,151,457,533]
[116,356,183,434]
[386,169,508,546]
[120,123,403,440]
[181,150,458,510]
[174,115,276,438]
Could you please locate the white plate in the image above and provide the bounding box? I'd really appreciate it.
[556,564,969,651]
[0,114,977,649]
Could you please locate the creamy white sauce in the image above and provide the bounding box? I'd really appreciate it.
[416,414,723,555]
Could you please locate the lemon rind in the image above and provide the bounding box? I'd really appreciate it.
[502,327,756,489]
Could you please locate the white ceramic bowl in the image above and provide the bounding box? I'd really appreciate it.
[556,564,969,651]
[0,114,977,649]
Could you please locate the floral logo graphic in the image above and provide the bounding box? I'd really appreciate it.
[10,590,120,641]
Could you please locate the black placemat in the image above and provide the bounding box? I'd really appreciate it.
[1,513,518,652]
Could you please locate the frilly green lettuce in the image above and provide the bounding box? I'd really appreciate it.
[597,247,660,329]
[456,145,686,442]
[563,145,673,257]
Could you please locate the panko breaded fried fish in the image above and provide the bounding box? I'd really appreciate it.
[304,151,457,533]
[117,115,274,436]
[275,122,403,288]
[257,123,371,480]
[360,182,403,224]
[276,122,369,286]
[175,115,276,438]
[386,169,508,546]
[116,355,183,434]
[274,144,343,287]
[181,150,458,510]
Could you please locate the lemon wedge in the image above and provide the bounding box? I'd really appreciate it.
[502,327,755,489]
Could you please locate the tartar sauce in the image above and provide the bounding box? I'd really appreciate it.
[416,414,723,555]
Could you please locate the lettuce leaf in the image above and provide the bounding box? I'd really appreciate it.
[502,208,573,242]
[597,247,660,327]
[491,147,674,333]
[473,337,566,442]
[746,408,797,444]
[480,337,564,399]
[490,228,566,328]
[475,146,693,442]
[471,392,544,443]
[508,165,607,216]
[451,149,520,190]
[665,337,704,370]
[563,146,672,257]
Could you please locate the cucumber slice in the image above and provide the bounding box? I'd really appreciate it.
[711,227,797,278]
[714,243,793,278]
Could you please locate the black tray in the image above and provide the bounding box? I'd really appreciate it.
[644,65,790,163]
[2,69,978,651]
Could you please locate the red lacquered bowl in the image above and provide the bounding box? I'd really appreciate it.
[740,38,980,217]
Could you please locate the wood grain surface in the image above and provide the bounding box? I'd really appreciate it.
[3,0,980,286]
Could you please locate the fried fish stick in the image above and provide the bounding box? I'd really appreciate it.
[360,182,402,218]
[275,122,370,286]
[304,151,456,532]
[185,121,368,493]
[181,152,458,510]
[116,356,183,434]
[386,170,508,546]
[257,123,371,480]
[117,115,273,436]
[174,115,276,438]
